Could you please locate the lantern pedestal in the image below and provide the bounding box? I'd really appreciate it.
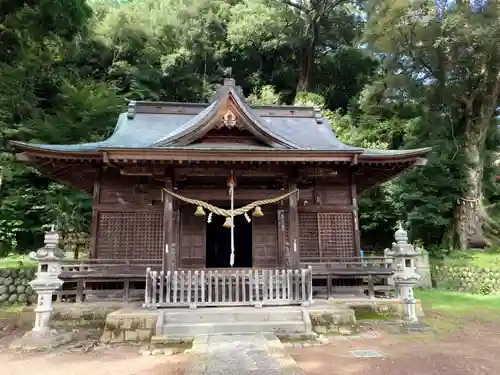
[10,226,75,351]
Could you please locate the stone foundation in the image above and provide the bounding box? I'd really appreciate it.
[0,267,36,306]
[100,308,157,344]
[308,306,356,335]
[13,302,138,330]
[328,298,425,318]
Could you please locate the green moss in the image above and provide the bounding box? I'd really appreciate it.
[354,308,388,320]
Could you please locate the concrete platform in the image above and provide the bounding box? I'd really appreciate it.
[184,333,305,375]
[158,306,310,339]
[99,302,357,344]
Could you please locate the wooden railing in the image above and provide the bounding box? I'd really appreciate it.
[60,258,162,278]
[56,259,162,303]
[144,267,314,308]
[299,256,395,299]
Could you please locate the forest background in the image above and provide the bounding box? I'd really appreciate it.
[1,0,500,257]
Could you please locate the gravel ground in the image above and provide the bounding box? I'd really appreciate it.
[1,312,498,375]
[0,323,185,375]
[0,348,186,375]
[290,317,500,375]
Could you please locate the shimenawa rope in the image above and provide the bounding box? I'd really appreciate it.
[162,188,299,217]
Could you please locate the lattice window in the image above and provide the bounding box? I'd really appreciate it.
[298,213,319,259]
[318,213,354,259]
[96,212,163,260]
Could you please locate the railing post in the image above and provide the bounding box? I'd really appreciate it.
[307,266,313,305]
[144,267,151,307]
[159,271,165,304]
[152,271,158,306]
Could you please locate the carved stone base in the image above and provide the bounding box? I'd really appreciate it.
[388,320,433,334]
[9,330,75,351]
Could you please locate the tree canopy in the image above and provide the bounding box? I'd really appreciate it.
[1,0,499,256]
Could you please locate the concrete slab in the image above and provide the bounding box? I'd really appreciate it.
[9,330,75,351]
[184,333,305,375]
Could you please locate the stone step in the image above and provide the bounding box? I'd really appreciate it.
[163,308,303,324]
[160,320,307,337]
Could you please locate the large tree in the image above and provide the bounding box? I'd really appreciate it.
[363,0,500,249]
[227,0,361,93]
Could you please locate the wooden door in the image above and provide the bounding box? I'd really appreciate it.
[252,206,278,268]
[179,205,206,268]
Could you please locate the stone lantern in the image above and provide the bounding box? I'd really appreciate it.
[10,226,73,350]
[385,222,421,323]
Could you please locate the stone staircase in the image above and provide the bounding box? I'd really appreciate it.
[155,306,312,339]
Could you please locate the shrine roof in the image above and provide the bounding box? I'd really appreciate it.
[10,78,431,163]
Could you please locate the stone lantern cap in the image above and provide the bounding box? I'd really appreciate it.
[394,221,408,244]
[390,221,419,257]
[29,225,65,261]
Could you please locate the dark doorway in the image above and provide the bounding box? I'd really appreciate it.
[206,213,252,268]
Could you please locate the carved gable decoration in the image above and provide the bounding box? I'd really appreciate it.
[217,109,243,130]
[154,78,300,149]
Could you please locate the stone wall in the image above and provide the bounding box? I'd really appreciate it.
[416,249,432,287]
[100,308,157,344]
[0,267,36,306]
[432,265,500,294]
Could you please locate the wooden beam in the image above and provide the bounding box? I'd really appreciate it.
[104,149,357,163]
[89,167,102,259]
[299,205,354,213]
[288,180,300,268]
[350,173,361,256]
[163,177,174,273]
[277,209,286,267]
[175,188,288,201]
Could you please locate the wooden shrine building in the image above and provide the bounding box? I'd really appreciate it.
[11,78,431,303]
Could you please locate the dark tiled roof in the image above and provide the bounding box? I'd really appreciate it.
[10,79,431,159]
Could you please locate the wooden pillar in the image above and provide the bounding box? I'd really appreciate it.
[277,208,286,267]
[89,166,102,259]
[163,177,173,273]
[288,181,300,268]
[350,173,361,256]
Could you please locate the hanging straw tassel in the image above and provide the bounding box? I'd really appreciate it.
[253,206,264,217]
[194,206,206,216]
[223,217,233,228]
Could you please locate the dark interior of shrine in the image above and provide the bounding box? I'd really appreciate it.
[205,212,253,268]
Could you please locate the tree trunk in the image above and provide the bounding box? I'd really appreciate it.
[454,129,487,249]
[296,21,318,93]
[297,43,314,92]
[454,68,500,249]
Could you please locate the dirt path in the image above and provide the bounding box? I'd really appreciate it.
[1,312,499,375]
[0,324,185,375]
[290,317,500,375]
[0,348,186,375]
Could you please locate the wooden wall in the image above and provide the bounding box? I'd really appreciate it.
[91,166,359,265]
[92,168,164,260]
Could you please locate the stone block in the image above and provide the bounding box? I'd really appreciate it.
[100,331,112,344]
[314,325,327,334]
[109,330,125,343]
[125,330,139,342]
[137,329,153,342]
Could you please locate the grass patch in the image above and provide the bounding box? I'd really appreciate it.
[434,249,500,269]
[416,289,500,333]
[0,255,36,269]
[417,289,500,313]
[0,304,27,313]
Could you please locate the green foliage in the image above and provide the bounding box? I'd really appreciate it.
[1,0,499,255]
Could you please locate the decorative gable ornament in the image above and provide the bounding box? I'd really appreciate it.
[220,109,239,129]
